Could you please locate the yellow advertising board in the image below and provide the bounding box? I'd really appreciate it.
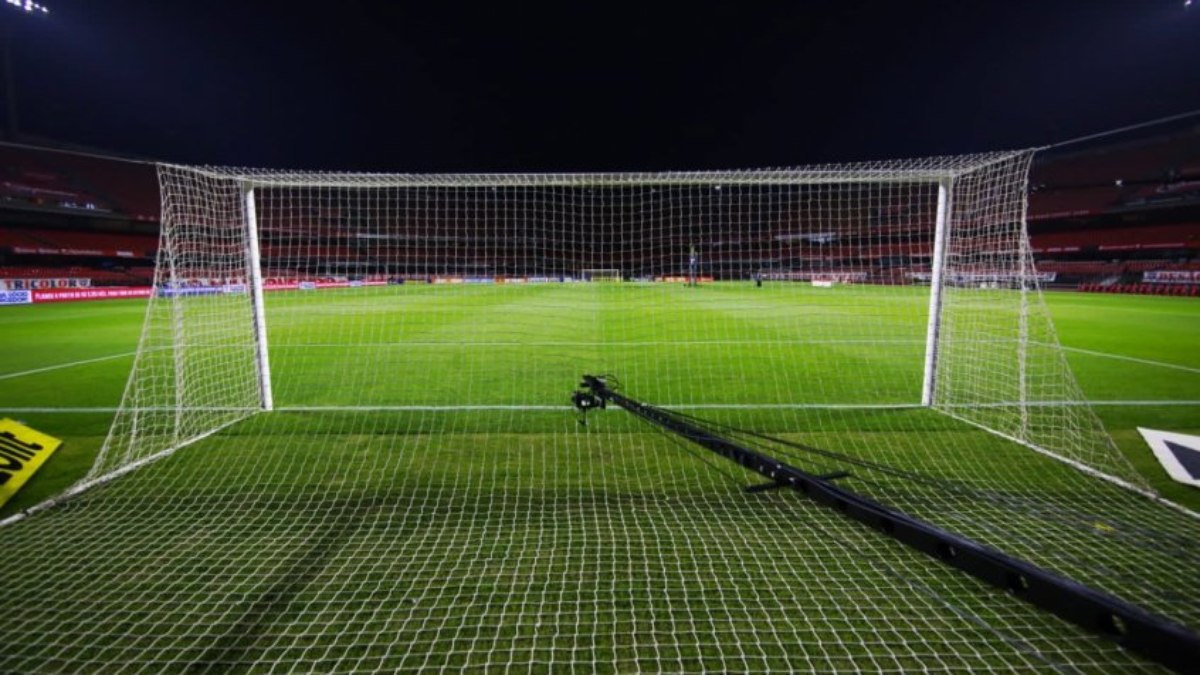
[0,419,63,508]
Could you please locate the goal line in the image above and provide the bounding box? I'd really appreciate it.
[4,400,1198,415]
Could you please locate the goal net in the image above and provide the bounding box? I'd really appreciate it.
[2,152,1197,672]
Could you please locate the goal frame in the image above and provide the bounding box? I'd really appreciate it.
[8,149,1182,532]
[239,175,960,415]
[580,268,623,282]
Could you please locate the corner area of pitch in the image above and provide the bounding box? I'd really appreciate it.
[0,419,64,508]
[1138,427,1200,488]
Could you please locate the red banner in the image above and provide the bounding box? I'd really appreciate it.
[32,287,154,303]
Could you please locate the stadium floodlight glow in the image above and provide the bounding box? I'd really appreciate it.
[4,0,49,13]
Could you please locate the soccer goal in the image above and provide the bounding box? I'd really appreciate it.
[5,152,1197,673]
[581,268,622,282]
[89,152,1138,490]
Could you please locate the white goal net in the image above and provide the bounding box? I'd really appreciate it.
[1,151,1197,672]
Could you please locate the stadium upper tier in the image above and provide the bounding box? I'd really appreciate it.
[1029,126,1200,220]
[0,265,152,282]
[0,138,1197,291]
[1030,223,1200,253]
[0,227,156,258]
[0,144,158,220]
[0,129,1195,224]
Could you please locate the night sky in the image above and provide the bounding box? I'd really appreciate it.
[3,0,1199,172]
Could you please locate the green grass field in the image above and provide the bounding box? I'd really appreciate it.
[0,284,1197,672]
[2,285,1196,516]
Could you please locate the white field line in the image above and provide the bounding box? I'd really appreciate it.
[284,405,569,411]
[0,407,125,413]
[0,351,137,381]
[256,400,1200,410]
[4,400,1198,414]
[943,400,1200,407]
[272,338,927,348]
[276,403,925,412]
[1056,345,1200,375]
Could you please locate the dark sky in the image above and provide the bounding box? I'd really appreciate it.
[4,0,1199,171]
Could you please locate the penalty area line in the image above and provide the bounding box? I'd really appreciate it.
[251,401,1200,411]
[275,403,925,412]
[0,351,137,381]
[273,338,927,348]
[1058,345,1200,375]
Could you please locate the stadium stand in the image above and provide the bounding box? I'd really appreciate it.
[34,150,160,221]
[65,229,153,255]
[0,264,149,284]
[1,226,156,256]
[1029,128,1200,219]
[1030,223,1200,252]
[0,143,159,289]
[1027,123,1200,296]
[0,127,1197,295]
[0,144,158,220]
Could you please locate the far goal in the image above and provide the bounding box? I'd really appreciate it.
[581,268,622,282]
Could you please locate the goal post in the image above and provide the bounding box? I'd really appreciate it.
[82,166,270,483]
[243,186,273,412]
[920,177,953,407]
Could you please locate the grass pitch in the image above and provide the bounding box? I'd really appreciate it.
[1,285,1196,515]
[0,284,1197,671]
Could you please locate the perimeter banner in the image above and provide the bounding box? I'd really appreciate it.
[1144,270,1200,284]
[0,290,32,305]
[0,419,63,508]
[32,287,154,303]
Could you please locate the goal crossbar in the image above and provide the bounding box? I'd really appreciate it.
[171,151,1031,189]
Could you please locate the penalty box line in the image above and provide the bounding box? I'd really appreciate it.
[273,338,927,348]
[0,351,137,382]
[1057,345,1200,375]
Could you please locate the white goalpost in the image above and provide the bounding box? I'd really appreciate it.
[920,178,952,407]
[243,186,274,412]
[2,151,1198,673]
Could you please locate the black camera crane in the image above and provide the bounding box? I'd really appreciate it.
[572,374,1198,673]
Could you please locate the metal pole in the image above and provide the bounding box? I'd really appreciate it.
[1017,236,1031,439]
[921,179,953,406]
[243,187,274,411]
